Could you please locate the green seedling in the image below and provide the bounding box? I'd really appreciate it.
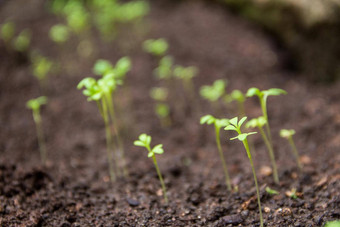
[49,24,70,43]
[26,96,48,164]
[173,65,199,104]
[200,115,231,190]
[134,133,168,203]
[225,89,246,117]
[1,21,15,44]
[143,38,168,57]
[224,117,263,227]
[325,220,340,227]
[154,56,173,80]
[150,87,171,127]
[286,188,298,199]
[265,186,279,195]
[246,88,287,141]
[13,29,31,52]
[280,129,302,170]
[200,79,227,114]
[31,54,54,91]
[246,116,279,184]
[93,57,131,84]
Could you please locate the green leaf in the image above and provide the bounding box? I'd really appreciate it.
[215,119,229,128]
[26,96,48,110]
[152,144,164,154]
[263,88,287,97]
[229,117,238,127]
[325,220,340,227]
[139,133,151,145]
[230,89,245,102]
[133,140,145,147]
[245,118,258,129]
[246,87,261,97]
[150,87,168,101]
[147,151,154,158]
[93,59,113,76]
[143,38,168,56]
[224,125,236,131]
[238,116,247,127]
[280,129,295,138]
[265,186,279,195]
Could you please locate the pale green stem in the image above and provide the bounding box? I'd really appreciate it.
[242,139,264,227]
[215,126,232,190]
[258,126,279,184]
[101,99,116,182]
[288,136,302,170]
[32,109,47,164]
[260,98,272,142]
[106,93,128,177]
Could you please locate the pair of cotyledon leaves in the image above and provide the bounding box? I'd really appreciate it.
[26,96,48,110]
[200,115,257,142]
[93,57,131,80]
[134,133,164,158]
[200,79,227,102]
[246,88,287,101]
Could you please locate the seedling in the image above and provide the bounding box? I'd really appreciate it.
[26,96,48,164]
[49,24,70,44]
[265,186,279,195]
[134,134,168,203]
[200,115,231,190]
[150,87,171,127]
[154,56,173,80]
[200,79,227,114]
[246,88,287,141]
[246,116,279,184]
[280,129,302,170]
[325,220,340,227]
[224,117,263,227]
[143,38,168,57]
[31,53,54,91]
[225,89,246,117]
[285,188,298,199]
[13,29,31,53]
[1,21,15,45]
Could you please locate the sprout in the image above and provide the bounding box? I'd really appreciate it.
[224,89,246,117]
[143,38,168,56]
[154,56,173,80]
[200,115,231,190]
[280,129,302,170]
[225,117,263,227]
[49,24,70,43]
[13,29,31,52]
[150,87,171,127]
[1,21,15,44]
[31,54,54,91]
[325,220,340,227]
[265,186,279,195]
[246,116,279,184]
[134,134,168,203]
[200,79,227,103]
[93,57,131,84]
[26,96,48,164]
[150,87,168,102]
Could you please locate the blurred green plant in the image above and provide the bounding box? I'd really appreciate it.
[13,29,31,52]
[200,79,227,113]
[224,89,246,117]
[31,53,54,91]
[265,186,279,195]
[280,129,302,170]
[26,96,48,164]
[150,87,171,127]
[143,38,169,57]
[325,220,340,227]
[0,21,15,44]
[49,24,70,43]
[154,56,173,80]
[134,133,168,203]
[200,115,231,190]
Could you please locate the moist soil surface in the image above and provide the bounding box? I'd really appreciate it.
[0,0,339,226]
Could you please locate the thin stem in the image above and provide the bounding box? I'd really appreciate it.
[151,154,168,204]
[288,136,302,170]
[243,139,264,227]
[33,109,47,164]
[260,98,272,142]
[215,127,232,190]
[106,94,128,177]
[101,99,116,182]
[258,126,279,184]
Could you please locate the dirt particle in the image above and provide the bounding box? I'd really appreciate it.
[220,214,243,225]
[126,198,140,207]
[264,207,271,213]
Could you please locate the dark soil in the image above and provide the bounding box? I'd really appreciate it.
[1,0,339,226]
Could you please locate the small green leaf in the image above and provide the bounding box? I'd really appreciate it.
[229,117,238,127]
[324,220,340,227]
[238,116,247,127]
[246,87,261,97]
[263,88,287,97]
[93,59,113,76]
[152,144,164,154]
[147,151,154,158]
[265,186,279,195]
[215,119,229,128]
[133,140,145,147]
[230,89,245,102]
[245,118,258,129]
[280,129,295,138]
[224,124,236,131]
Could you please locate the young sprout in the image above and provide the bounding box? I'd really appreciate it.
[200,79,227,114]
[246,116,279,184]
[154,56,173,80]
[134,134,168,203]
[246,88,287,141]
[93,57,131,84]
[26,96,48,164]
[224,117,263,227]
[49,24,70,44]
[325,220,340,227]
[150,87,171,127]
[225,89,246,117]
[143,38,168,57]
[13,29,31,52]
[280,129,302,170]
[1,21,15,45]
[31,54,54,91]
[265,186,279,195]
[200,115,231,190]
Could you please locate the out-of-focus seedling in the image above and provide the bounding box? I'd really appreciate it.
[31,54,54,91]
[143,38,168,57]
[200,115,231,190]
[134,134,168,203]
[26,96,48,164]
[49,24,70,44]
[246,116,279,184]
[154,56,173,80]
[225,89,246,117]
[200,79,227,114]
[246,88,287,141]
[285,188,298,199]
[265,186,279,195]
[13,29,31,52]
[173,65,198,105]
[280,129,302,170]
[325,220,340,227]
[1,21,15,45]
[225,117,263,227]
[150,87,171,127]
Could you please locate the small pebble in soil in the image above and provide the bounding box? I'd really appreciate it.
[126,198,140,207]
[220,214,243,225]
[264,207,271,213]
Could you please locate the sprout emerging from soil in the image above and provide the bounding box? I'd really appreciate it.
[143,38,168,57]
[246,116,279,184]
[200,79,227,114]
[150,87,171,127]
[246,88,287,141]
[280,129,302,170]
[224,117,263,227]
[200,115,231,190]
[31,53,54,92]
[26,96,48,164]
[224,89,246,117]
[49,24,70,44]
[134,134,168,203]
[265,186,279,195]
[1,21,15,44]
